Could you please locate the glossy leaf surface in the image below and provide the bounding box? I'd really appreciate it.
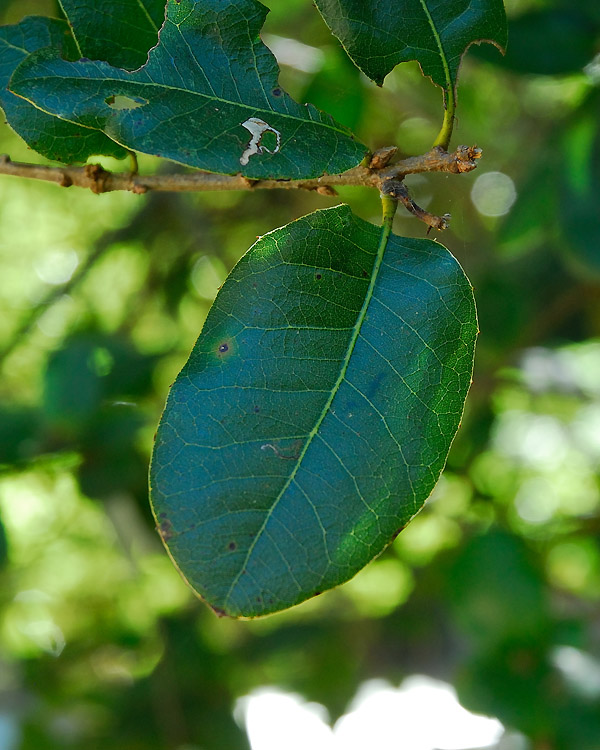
[150,205,477,618]
[314,0,507,87]
[0,17,125,162]
[59,0,166,70]
[11,0,366,178]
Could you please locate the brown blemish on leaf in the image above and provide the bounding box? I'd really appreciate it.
[228,541,237,551]
[158,518,173,542]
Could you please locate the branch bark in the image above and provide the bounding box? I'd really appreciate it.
[0,145,481,195]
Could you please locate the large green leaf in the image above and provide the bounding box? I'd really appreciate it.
[0,17,125,162]
[314,0,507,88]
[59,0,166,70]
[149,205,477,618]
[10,0,366,179]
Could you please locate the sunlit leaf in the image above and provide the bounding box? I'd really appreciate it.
[0,17,125,162]
[150,205,477,618]
[59,0,166,70]
[314,0,507,88]
[10,0,366,179]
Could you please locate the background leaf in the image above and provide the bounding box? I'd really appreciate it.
[59,0,166,70]
[0,16,126,162]
[473,7,599,75]
[314,0,507,88]
[150,205,477,618]
[10,0,366,179]
[559,91,600,277]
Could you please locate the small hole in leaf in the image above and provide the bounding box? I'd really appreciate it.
[218,343,229,353]
[105,94,148,110]
[260,129,279,153]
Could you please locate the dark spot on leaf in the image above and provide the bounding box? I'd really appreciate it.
[272,88,282,96]
[362,269,368,277]
[159,513,167,519]
[314,591,322,596]
[218,343,229,353]
[253,405,260,413]
[315,273,322,280]
[228,541,236,551]
[158,518,173,542]
[210,605,227,617]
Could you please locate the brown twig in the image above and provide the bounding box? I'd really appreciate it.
[381,179,451,231]
[0,145,481,196]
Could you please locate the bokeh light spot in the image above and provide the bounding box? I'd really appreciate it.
[471,171,517,217]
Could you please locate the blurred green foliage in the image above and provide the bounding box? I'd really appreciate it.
[0,0,599,748]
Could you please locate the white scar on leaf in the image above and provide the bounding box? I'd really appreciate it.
[239,118,281,165]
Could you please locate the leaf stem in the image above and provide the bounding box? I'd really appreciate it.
[432,90,456,151]
[416,0,456,150]
[381,193,398,237]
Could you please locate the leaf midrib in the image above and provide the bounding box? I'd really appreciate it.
[223,218,391,611]
[417,0,453,91]
[14,26,356,139]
